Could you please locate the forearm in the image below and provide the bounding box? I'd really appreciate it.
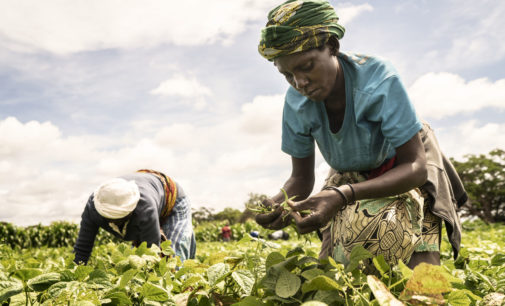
[272,174,315,203]
[271,154,315,203]
[340,133,427,203]
[73,213,99,264]
[344,161,427,202]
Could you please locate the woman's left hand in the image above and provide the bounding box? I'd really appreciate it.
[288,189,346,234]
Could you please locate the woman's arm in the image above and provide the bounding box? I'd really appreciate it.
[340,132,427,202]
[73,198,100,264]
[274,154,315,202]
[290,132,427,234]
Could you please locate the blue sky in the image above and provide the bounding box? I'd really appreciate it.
[1,0,504,226]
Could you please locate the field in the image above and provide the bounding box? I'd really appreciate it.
[1,220,504,305]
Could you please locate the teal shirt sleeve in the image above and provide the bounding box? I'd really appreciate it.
[281,88,315,158]
[361,75,422,148]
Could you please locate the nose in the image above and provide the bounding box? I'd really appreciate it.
[293,74,309,90]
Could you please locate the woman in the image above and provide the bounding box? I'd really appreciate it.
[73,169,196,264]
[255,0,467,268]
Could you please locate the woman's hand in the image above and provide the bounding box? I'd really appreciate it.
[255,198,292,230]
[288,189,346,234]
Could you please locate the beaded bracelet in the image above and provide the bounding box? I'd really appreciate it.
[322,186,348,211]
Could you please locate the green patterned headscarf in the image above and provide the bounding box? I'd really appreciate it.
[258,0,345,60]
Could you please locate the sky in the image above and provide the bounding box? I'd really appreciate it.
[1,0,504,226]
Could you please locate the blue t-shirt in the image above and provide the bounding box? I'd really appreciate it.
[281,52,422,171]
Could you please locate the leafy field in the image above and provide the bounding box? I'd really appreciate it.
[1,220,504,305]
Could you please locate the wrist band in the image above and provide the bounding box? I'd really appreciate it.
[323,186,348,210]
[346,183,356,203]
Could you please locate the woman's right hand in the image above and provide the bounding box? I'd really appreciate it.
[255,198,292,230]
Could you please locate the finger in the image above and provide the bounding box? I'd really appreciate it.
[255,206,283,226]
[288,199,314,212]
[269,211,292,230]
[261,198,276,209]
[290,210,303,224]
[295,213,326,234]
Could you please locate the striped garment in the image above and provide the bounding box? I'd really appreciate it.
[161,194,196,262]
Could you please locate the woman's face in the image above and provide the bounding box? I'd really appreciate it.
[274,46,338,102]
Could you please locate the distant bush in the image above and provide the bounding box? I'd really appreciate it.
[0,221,118,249]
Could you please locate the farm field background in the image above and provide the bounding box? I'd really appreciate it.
[1,220,504,305]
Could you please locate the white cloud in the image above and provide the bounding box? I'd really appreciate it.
[150,74,212,110]
[335,3,373,26]
[0,94,313,226]
[435,121,505,160]
[442,2,505,69]
[409,72,505,119]
[0,0,278,54]
[0,0,375,55]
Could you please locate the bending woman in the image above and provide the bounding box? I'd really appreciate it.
[255,0,467,269]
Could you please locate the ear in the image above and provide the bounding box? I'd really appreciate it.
[327,36,340,56]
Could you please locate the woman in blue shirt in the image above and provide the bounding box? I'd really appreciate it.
[255,0,467,269]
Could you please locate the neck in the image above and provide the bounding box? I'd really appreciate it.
[325,57,345,112]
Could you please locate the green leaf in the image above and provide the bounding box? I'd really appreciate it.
[275,268,301,298]
[400,263,453,299]
[367,275,404,306]
[300,268,324,280]
[265,252,285,270]
[300,302,328,306]
[297,256,319,267]
[232,270,255,296]
[286,246,305,258]
[88,269,109,283]
[231,295,263,306]
[397,260,412,279]
[260,265,281,291]
[141,282,169,302]
[313,290,346,305]
[135,241,149,256]
[46,281,70,299]
[457,289,481,302]
[104,290,132,305]
[270,255,298,272]
[447,290,471,306]
[13,268,42,282]
[74,265,94,281]
[490,253,505,266]
[0,281,23,302]
[345,245,373,272]
[158,257,168,276]
[160,240,174,256]
[182,274,205,290]
[372,254,390,276]
[128,255,147,269]
[27,272,60,291]
[119,269,137,288]
[332,244,349,266]
[238,235,253,244]
[301,275,341,293]
[207,263,230,287]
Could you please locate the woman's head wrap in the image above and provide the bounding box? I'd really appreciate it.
[93,178,140,219]
[258,0,345,60]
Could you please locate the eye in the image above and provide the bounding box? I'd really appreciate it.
[300,61,313,72]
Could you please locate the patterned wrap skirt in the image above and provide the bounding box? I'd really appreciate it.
[319,170,441,268]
